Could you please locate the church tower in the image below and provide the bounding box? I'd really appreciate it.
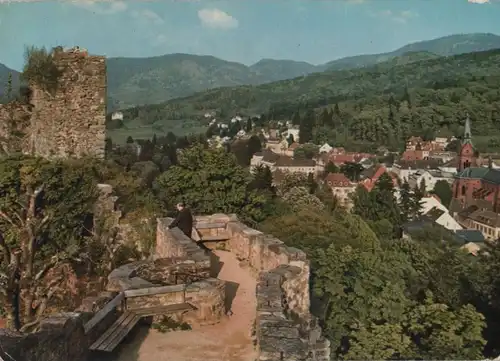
[457,113,476,172]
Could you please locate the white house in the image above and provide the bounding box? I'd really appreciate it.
[111,112,123,121]
[420,196,447,214]
[418,196,462,231]
[391,164,422,183]
[283,128,300,142]
[408,170,452,192]
[426,206,463,231]
[319,143,333,154]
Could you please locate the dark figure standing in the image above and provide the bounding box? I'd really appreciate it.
[168,202,193,238]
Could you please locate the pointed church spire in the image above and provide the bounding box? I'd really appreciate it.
[463,113,472,145]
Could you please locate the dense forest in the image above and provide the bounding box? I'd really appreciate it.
[118,49,500,151]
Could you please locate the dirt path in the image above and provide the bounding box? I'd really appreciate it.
[111,250,257,361]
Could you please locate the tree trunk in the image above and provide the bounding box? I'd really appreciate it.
[21,286,36,326]
[4,288,21,331]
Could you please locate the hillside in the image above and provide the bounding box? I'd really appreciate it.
[249,59,317,82]
[106,54,319,111]
[106,33,500,110]
[114,48,500,150]
[321,33,500,71]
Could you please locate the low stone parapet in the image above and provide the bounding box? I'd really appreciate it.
[191,214,331,361]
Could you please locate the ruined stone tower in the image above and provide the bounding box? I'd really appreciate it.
[25,47,106,159]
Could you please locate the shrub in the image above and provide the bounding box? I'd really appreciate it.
[21,46,63,94]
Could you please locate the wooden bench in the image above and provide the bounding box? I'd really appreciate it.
[130,303,196,316]
[89,311,140,352]
[89,303,195,352]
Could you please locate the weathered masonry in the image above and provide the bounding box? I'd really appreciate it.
[0,46,106,159]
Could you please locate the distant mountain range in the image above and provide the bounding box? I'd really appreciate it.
[1,33,500,109]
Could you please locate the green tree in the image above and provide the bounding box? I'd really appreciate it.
[411,184,425,218]
[293,143,319,159]
[155,145,268,222]
[166,131,177,145]
[245,117,252,132]
[282,186,324,212]
[431,180,453,208]
[292,111,301,126]
[324,161,339,174]
[419,177,427,196]
[247,135,262,156]
[250,165,275,195]
[406,292,486,360]
[4,73,13,101]
[277,172,309,195]
[399,180,413,222]
[299,110,314,144]
[340,162,364,181]
[0,156,99,331]
[126,136,134,144]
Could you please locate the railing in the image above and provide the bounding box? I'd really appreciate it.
[124,284,186,303]
[83,284,190,335]
[83,292,125,334]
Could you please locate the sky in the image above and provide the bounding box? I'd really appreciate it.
[1,0,500,70]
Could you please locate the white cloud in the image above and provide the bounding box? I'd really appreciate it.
[72,0,127,15]
[468,0,490,3]
[131,9,164,24]
[151,34,168,47]
[372,9,418,24]
[197,8,238,29]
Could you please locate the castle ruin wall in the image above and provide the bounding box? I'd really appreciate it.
[0,47,106,159]
[26,48,106,158]
[194,214,331,361]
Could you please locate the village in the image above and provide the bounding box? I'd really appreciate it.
[211,115,499,256]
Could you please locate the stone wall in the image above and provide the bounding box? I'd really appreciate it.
[27,47,106,159]
[0,46,106,159]
[0,291,119,361]
[194,214,331,361]
[107,229,226,327]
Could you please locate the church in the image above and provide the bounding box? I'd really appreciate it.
[450,115,500,214]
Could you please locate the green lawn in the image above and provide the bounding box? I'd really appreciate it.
[108,124,207,144]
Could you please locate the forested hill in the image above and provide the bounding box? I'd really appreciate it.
[321,32,500,71]
[120,48,500,150]
[107,33,500,110]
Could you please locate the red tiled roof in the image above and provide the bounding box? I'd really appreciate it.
[324,173,353,187]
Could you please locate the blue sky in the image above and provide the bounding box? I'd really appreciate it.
[0,0,499,70]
